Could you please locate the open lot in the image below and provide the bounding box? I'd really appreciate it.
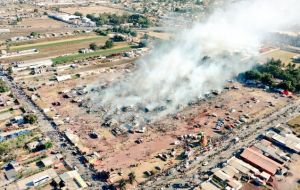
[288,115,300,135]
[61,5,127,16]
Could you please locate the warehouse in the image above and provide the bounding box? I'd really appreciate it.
[240,147,282,175]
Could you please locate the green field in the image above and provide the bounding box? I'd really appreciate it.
[288,115,300,135]
[9,36,105,51]
[52,46,132,65]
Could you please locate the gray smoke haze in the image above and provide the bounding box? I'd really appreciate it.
[90,0,300,123]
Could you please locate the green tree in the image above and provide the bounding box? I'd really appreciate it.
[104,39,114,49]
[139,40,148,48]
[0,80,9,93]
[16,17,22,22]
[128,172,136,184]
[277,81,295,91]
[44,141,53,149]
[261,73,274,86]
[24,114,38,124]
[74,11,83,17]
[89,43,98,50]
[244,70,261,80]
[113,35,126,42]
[30,32,39,37]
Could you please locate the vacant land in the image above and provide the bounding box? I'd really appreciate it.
[288,115,300,135]
[61,5,127,15]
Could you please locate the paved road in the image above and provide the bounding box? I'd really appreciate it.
[140,97,300,189]
[1,73,107,189]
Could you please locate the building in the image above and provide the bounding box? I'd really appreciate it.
[265,131,300,153]
[293,55,300,63]
[240,147,281,175]
[9,168,58,190]
[4,169,17,181]
[227,157,260,176]
[79,48,94,54]
[26,140,44,151]
[0,28,10,33]
[200,181,221,190]
[55,75,72,82]
[59,170,88,189]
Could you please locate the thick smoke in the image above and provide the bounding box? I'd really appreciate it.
[89,0,300,124]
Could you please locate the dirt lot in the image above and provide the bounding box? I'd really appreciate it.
[61,5,127,15]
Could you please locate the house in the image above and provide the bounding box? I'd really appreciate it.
[0,97,6,106]
[212,170,243,190]
[200,181,221,190]
[4,168,17,181]
[26,140,44,151]
[5,161,22,172]
[79,48,93,54]
[39,156,54,167]
[13,168,58,190]
[11,115,24,125]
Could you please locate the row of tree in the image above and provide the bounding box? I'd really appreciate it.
[243,59,300,92]
[85,13,151,28]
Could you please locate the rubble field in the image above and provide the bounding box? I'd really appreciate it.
[24,63,294,183]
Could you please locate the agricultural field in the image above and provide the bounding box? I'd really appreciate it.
[260,49,299,65]
[61,5,127,16]
[4,34,110,61]
[9,35,104,51]
[52,44,132,65]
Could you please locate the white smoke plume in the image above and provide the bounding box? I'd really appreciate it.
[89,0,300,124]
